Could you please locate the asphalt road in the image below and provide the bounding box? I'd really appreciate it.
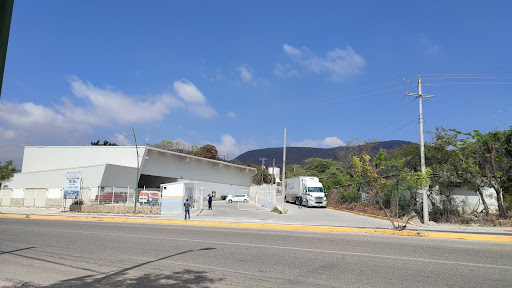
[0,218,511,288]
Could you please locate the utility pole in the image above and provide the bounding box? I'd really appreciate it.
[259,158,267,184]
[123,127,140,215]
[272,159,276,184]
[403,74,434,224]
[281,127,286,213]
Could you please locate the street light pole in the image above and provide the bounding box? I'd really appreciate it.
[133,127,140,215]
[124,127,140,215]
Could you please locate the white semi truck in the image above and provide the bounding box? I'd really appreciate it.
[285,176,327,208]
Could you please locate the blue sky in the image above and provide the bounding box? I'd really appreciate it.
[1,1,511,167]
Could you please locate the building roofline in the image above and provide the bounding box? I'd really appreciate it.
[24,146,256,172]
[146,146,256,171]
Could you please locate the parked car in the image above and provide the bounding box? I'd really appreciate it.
[95,192,127,204]
[225,194,249,203]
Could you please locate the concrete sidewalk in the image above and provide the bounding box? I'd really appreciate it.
[1,203,511,242]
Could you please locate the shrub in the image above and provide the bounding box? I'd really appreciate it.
[271,207,282,214]
[72,199,84,205]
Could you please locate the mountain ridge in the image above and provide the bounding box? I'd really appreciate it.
[233,140,416,168]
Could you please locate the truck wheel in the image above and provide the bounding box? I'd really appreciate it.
[295,198,299,205]
[243,199,248,203]
[228,199,233,203]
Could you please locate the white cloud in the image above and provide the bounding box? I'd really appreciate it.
[0,127,23,168]
[173,80,207,104]
[419,36,440,55]
[173,80,217,118]
[283,44,302,57]
[280,43,366,81]
[273,64,299,78]
[68,76,183,125]
[113,133,132,146]
[210,134,258,158]
[290,137,346,148]
[0,76,216,166]
[237,65,253,82]
[227,112,237,118]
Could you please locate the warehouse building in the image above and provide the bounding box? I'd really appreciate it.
[0,146,256,212]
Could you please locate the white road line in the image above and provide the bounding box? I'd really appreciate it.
[1,224,511,270]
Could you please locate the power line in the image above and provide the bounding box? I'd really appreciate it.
[425,108,512,124]
[380,119,416,141]
[422,73,512,76]
[241,76,417,118]
[426,83,512,86]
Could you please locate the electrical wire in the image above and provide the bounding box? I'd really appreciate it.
[426,83,512,86]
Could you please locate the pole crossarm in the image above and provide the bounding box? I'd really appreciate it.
[405,92,434,99]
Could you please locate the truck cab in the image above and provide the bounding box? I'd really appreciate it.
[301,178,327,208]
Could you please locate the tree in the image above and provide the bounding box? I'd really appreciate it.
[338,138,376,169]
[426,126,512,218]
[285,164,307,178]
[0,160,16,189]
[389,144,421,172]
[461,128,512,218]
[353,153,429,230]
[91,140,118,146]
[151,139,199,155]
[193,144,219,160]
[252,166,271,185]
[304,158,347,190]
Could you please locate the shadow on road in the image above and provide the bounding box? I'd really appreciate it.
[24,248,224,287]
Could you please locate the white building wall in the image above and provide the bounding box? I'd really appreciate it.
[6,165,107,189]
[5,146,256,209]
[22,146,145,173]
[143,148,254,187]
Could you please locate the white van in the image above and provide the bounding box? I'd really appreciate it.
[138,191,161,205]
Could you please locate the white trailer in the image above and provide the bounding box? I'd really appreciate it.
[285,176,326,208]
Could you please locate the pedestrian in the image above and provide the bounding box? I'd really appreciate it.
[208,193,213,210]
[184,199,191,220]
[298,196,303,209]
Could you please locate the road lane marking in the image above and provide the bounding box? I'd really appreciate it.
[1,224,511,271]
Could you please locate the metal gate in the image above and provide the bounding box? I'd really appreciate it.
[0,189,11,206]
[194,187,204,211]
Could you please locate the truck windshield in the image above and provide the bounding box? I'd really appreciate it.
[308,187,323,192]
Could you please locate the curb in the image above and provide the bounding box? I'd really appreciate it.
[1,213,511,243]
[327,207,415,225]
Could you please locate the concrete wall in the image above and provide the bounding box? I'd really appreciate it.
[429,185,499,214]
[449,187,498,213]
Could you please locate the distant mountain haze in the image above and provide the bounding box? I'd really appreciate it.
[234,140,415,168]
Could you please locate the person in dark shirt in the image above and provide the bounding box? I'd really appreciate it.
[184,199,191,220]
[208,194,213,210]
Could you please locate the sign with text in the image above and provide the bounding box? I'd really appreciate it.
[64,171,81,199]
